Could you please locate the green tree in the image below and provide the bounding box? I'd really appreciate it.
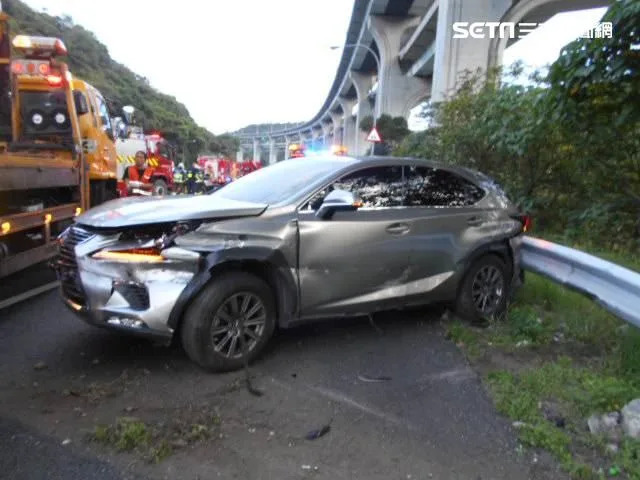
[359,114,410,152]
[3,0,234,158]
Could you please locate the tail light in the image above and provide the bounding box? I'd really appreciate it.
[512,214,532,233]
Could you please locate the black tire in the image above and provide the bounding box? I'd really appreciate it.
[181,272,276,372]
[152,178,168,196]
[455,255,509,323]
[90,180,118,206]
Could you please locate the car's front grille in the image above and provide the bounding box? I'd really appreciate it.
[58,226,94,306]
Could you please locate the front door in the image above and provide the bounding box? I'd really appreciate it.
[297,165,413,317]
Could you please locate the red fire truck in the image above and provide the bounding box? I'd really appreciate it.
[197,156,261,189]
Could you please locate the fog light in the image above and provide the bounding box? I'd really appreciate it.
[107,317,145,329]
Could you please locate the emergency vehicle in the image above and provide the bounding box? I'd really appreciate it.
[288,143,306,158]
[195,156,261,190]
[0,19,125,277]
[115,127,175,197]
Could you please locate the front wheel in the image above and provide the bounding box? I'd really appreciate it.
[180,272,276,372]
[152,178,168,196]
[455,255,509,323]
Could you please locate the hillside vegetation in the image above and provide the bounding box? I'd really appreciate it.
[4,0,238,158]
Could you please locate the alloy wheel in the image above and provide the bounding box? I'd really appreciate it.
[471,265,504,315]
[210,292,267,359]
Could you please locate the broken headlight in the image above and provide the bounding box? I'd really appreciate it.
[91,221,201,263]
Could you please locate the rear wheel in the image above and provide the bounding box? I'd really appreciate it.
[152,178,168,196]
[181,272,276,372]
[455,255,509,323]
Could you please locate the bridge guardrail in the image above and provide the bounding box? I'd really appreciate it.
[521,236,640,329]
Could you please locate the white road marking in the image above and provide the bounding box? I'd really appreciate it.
[0,281,59,310]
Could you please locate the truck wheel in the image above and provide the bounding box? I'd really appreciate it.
[455,255,509,323]
[90,181,105,207]
[152,179,168,196]
[181,272,276,372]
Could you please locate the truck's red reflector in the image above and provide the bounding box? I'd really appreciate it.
[38,63,50,75]
[11,62,24,74]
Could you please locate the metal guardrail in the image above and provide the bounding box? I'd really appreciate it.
[521,236,640,329]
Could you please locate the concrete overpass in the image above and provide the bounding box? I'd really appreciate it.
[235,0,609,163]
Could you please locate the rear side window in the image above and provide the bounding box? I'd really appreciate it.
[404,166,484,207]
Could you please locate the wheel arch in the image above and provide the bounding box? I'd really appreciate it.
[167,247,298,334]
[459,238,515,281]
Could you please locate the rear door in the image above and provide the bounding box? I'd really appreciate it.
[297,165,413,317]
[400,164,488,302]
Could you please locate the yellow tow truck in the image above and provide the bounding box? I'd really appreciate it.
[0,11,121,277]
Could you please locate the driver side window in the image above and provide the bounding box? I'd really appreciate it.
[302,165,404,211]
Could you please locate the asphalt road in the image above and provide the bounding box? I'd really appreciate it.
[0,286,565,480]
[0,261,57,304]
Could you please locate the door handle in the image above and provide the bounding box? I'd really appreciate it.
[467,216,484,227]
[386,223,410,235]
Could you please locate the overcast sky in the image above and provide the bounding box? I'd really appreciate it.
[23,1,606,134]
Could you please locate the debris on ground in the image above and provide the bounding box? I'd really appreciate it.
[621,398,640,439]
[305,424,331,440]
[33,361,47,371]
[61,438,71,446]
[587,412,621,439]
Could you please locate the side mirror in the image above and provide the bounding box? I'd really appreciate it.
[122,105,135,124]
[316,189,362,220]
[112,117,128,139]
[73,91,89,115]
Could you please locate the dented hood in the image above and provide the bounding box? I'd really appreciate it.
[76,195,268,228]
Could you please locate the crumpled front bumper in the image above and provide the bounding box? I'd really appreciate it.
[55,229,200,342]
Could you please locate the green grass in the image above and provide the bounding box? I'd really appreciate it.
[487,359,640,478]
[447,269,640,479]
[91,413,222,463]
[92,417,151,454]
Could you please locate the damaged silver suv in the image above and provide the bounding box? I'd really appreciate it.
[55,156,526,371]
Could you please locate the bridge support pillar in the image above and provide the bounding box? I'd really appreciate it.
[329,111,342,147]
[368,15,431,118]
[284,136,292,160]
[322,123,332,148]
[236,146,244,162]
[431,0,511,102]
[252,138,261,164]
[268,137,277,165]
[338,97,357,156]
[350,71,375,156]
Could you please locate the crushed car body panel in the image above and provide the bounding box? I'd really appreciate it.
[76,195,268,228]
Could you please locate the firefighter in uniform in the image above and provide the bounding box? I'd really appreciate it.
[122,150,154,195]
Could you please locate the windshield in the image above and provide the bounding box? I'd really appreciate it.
[214,158,354,205]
